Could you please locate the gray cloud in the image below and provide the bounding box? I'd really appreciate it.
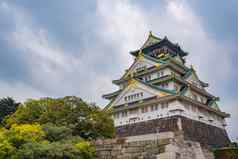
[188,0,238,42]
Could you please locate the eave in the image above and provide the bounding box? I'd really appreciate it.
[150,75,216,99]
[183,68,208,88]
[178,96,230,118]
[188,83,216,99]
[102,89,122,100]
[137,78,177,95]
[200,80,209,87]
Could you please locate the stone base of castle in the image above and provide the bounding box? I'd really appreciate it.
[95,131,215,159]
[115,116,230,148]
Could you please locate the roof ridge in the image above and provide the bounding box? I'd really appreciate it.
[141,31,161,49]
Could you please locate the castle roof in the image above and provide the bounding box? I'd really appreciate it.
[130,32,188,57]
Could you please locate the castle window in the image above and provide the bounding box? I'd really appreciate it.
[144,75,151,81]
[140,92,143,97]
[200,97,205,103]
[141,107,148,113]
[176,153,181,159]
[157,71,164,78]
[191,105,197,112]
[155,105,158,110]
[161,82,169,88]
[157,72,161,78]
[136,66,146,72]
[161,71,164,77]
[148,75,151,80]
[113,113,119,119]
[192,94,198,101]
[198,115,203,120]
[208,119,213,123]
[130,109,138,114]
[184,103,190,111]
[122,111,127,117]
[130,95,133,100]
[151,104,158,111]
[133,94,136,99]
[124,92,144,102]
[114,113,120,119]
[161,102,168,109]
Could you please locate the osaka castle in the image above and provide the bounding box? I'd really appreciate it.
[102,31,230,148]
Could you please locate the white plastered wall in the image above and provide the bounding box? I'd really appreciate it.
[114,99,226,129]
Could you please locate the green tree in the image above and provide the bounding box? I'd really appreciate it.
[0,97,19,123]
[0,124,96,159]
[5,96,115,139]
[0,96,114,158]
[42,123,73,142]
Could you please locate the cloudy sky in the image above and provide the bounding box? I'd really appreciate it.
[0,0,237,141]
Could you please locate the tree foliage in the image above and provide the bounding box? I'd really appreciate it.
[0,97,19,123]
[213,142,238,159]
[0,96,114,159]
[5,96,115,139]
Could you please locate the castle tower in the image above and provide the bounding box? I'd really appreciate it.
[102,32,230,148]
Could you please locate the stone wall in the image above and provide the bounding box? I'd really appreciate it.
[95,138,169,159]
[115,115,230,148]
[181,117,230,148]
[95,132,215,159]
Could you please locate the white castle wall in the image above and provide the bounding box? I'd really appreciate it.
[113,100,226,129]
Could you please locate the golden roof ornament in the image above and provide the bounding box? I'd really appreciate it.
[155,63,160,68]
[137,49,144,60]
[128,79,137,88]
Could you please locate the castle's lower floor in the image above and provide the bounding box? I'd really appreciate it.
[115,115,230,148]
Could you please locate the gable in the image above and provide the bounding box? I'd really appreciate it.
[183,88,193,98]
[133,58,155,71]
[174,55,183,64]
[183,88,199,100]
[209,101,220,111]
[111,80,170,106]
[124,57,157,78]
[186,71,203,88]
[141,32,161,49]
[142,36,161,49]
